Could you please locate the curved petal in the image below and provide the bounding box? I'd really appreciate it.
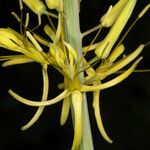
[93,82,113,143]
[21,65,49,130]
[81,57,142,92]
[60,96,71,125]
[9,89,70,106]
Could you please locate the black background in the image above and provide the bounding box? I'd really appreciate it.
[0,0,150,150]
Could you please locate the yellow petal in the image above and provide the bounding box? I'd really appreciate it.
[2,57,33,67]
[93,82,113,143]
[21,65,49,130]
[9,89,70,106]
[71,90,83,150]
[60,97,70,125]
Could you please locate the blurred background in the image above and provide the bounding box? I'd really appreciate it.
[0,0,150,150]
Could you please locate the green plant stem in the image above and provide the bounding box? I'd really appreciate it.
[63,0,94,149]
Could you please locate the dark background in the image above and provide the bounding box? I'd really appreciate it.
[0,0,150,150]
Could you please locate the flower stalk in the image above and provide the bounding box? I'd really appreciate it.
[63,0,94,149]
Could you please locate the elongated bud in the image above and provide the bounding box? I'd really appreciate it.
[60,97,70,125]
[95,0,137,59]
[101,0,128,27]
[22,0,46,15]
[45,0,63,12]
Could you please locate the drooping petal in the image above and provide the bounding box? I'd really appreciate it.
[9,89,70,106]
[2,56,33,67]
[21,65,49,130]
[71,90,82,150]
[93,81,113,143]
[60,97,71,125]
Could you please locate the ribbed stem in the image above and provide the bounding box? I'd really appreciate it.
[63,0,94,149]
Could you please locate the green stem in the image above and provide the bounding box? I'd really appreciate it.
[63,0,94,149]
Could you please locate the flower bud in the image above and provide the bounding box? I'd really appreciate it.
[22,0,46,15]
[101,0,128,27]
[95,0,137,59]
[45,0,63,12]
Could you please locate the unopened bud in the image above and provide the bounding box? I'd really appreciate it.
[101,0,128,27]
[22,0,46,15]
[45,0,63,12]
[95,0,137,59]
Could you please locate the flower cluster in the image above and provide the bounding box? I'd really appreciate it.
[0,0,149,150]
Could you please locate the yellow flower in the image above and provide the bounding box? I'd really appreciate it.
[7,41,145,149]
[0,1,149,150]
